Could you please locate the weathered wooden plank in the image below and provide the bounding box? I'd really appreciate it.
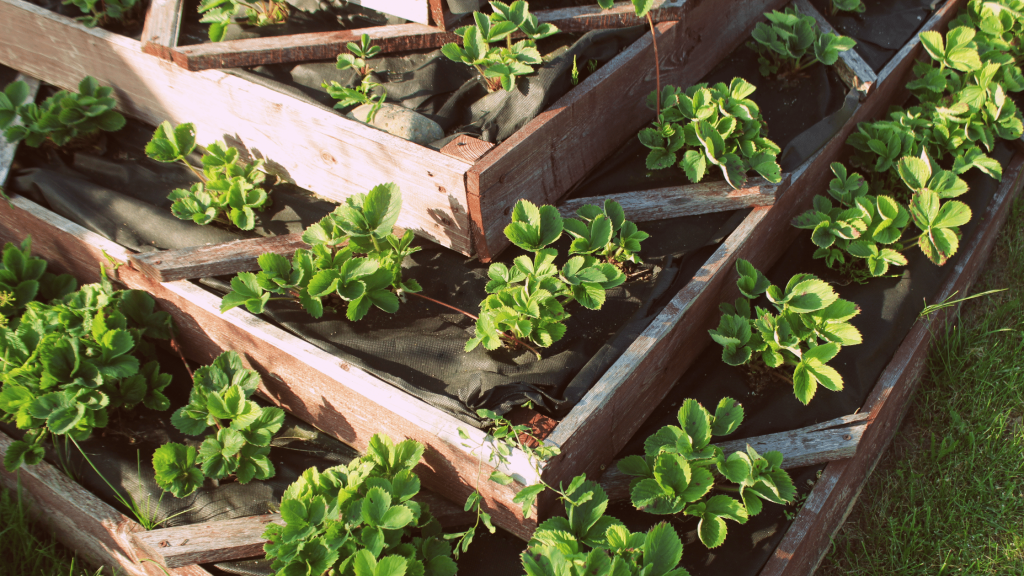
[350,0,431,25]
[599,413,870,502]
[427,0,463,30]
[439,135,495,164]
[533,0,685,32]
[169,24,458,71]
[0,73,39,187]
[128,233,308,282]
[557,176,785,222]
[759,122,1024,576]
[140,0,184,61]
[0,430,212,576]
[468,0,791,261]
[0,0,475,255]
[0,194,543,540]
[132,491,474,568]
[794,0,876,95]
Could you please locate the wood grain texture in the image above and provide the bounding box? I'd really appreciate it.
[532,0,686,32]
[760,127,1023,576]
[133,491,475,568]
[794,0,876,95]
[536,0,965,520]
[0,430,212,576]
[350,0,431,25]
[0,73,39,187]
[0,0,475,255]
[128,233,308,282]
[0,194,543,540]
[140,0,184,61]
[557,176,785,222]
[170,24,458,70]
[599,413,870,502]
[439,135,495,164]
[468,0,792,261]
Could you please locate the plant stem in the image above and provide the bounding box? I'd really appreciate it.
[179,159,206,183]
[406,292,543,357]
[647,12,662,117]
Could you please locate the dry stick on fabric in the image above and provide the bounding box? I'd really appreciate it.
[647,12,661,116]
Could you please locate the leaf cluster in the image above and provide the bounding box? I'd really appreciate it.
[746,6,856,78]
[0,238,76,320]
[0,273,175,472]
[222,183,421,322]
[441,1,560,92]
[831,0,865,15]
[0,76,126,148]
[522,475,691,575]
[262,434,458,576]
[467,199,647,354]
[146,121,271,231]
[61,0,138,28]
[153,351,284,498]
[617,397,795,548]
[336,33,383,77]
[640,78,782,190]
[951,0,1024,68]
[197,0,288,42]
[709,259,862,404]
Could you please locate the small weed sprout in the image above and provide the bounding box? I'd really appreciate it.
[198,0,289,42]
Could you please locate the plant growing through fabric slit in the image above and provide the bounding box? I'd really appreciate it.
[441,1,559,92]
[145,121,271,231]
[465,198,648,357]
[830,0,865,15]
[618,396,796,548]
[198,0,289,42]
[62,0,139,28]
[747,6,856,79]
[0,76,125,148]
[261,434,459,576]
[221,183,422,322]
[324,34,387,121]
[708,259,862,405]
[152,351,285,498]
[639,78,782,189]
[0,260,175,472]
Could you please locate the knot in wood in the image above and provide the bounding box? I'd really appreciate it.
[159,540,170,547]
[320,151,336,165]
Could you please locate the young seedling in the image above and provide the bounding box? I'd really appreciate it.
[617,397,795,548]
[152,351,284,497]
[639,78,782,189]
[325,34,388,120]
[197,0,289,42]
[62,0,139,28]
[709,259,862,404]
[335,33,382,77]
[747,6,856,80]
[262,434,458,575]
[831,0,865,15]
[0,76,125,148]
[145,121,271,231]
[222,183,421,321]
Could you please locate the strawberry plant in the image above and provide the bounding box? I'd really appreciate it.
[152,351,284,497]
[62,0,139,28]
[335,33,382,77]
[198,0,288,42]
[325,34,387,119]
[0,271,175,472]
[221,183,421,321]
[0,238,76,320]
[261,434,459,576]
[441,1,559,92]
[0,76,125,148]
[747,6,856,79]
[639,78,782,189]
[830,0,865,15]
[952,0,1024,66]
[465,198,647,356]
[617,397,796,548]
[709,259,862,405]
[145,121,271,231]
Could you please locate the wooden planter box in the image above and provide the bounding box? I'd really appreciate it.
[0,0,774,261]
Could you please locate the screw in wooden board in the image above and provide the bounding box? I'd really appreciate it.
[159,540,170,548]
[844,434,852,440]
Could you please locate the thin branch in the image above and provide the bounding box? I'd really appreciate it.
[647,13,661,117]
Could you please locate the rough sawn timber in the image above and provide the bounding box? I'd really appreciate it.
[140,0,184,61]
[0,430,212,576]
[533,0,967,519]
[758,145,1024,576]
[129,233,308,282]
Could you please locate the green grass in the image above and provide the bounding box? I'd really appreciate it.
[819,197,1024,575]
[0,484,105,576]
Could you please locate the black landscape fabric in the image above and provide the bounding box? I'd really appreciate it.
[810,0,938,72]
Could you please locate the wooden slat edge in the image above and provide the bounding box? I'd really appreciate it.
[140,0,184,61]
[759,145,1024,576]
[533,0,686,32]
[0,73,39,187]
[0,430,212,576]
[557,175,787,222]
[128,233,308,282]
[794,0,877,96]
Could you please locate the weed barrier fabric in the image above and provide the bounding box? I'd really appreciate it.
[227,27,644,144]
[571,40,856,198]
[810,0,937,73]
[22,0,149,39]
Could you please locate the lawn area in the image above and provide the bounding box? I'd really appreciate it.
[0,484,101,576]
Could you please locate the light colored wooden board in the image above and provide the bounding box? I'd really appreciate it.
[0,0,475,255]
[439,135,495,164]
[0,430,212,576]
[558,176,785,222]
[128,233,308,282]
[350,0,431,25]
[0,73,39,187]
[140,0,184,61]
[794,0,877,95]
